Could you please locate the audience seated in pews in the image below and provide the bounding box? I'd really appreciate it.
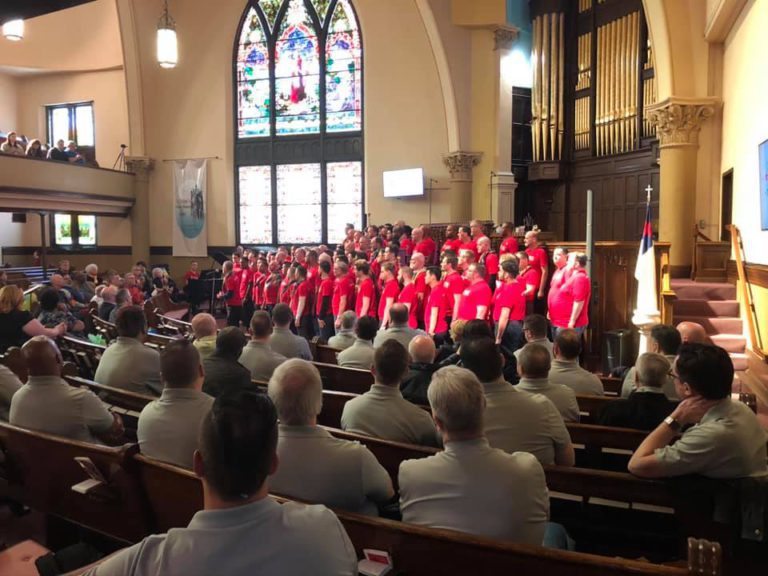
[82,390,358,576]
[341,340,440,447]
[460,337,575,466]
[328,310,356,350]
[239,311,287,382]
[108,288,132,324]
[599,353,677,431]
[10,337,123,443]
[549,329,604,395]
[0,285,66,354]
[94,306,162,396]
[621,324,682,400]
[123,273,145,305]
[337,315,377,370]
[267,359,394,515]
[37,287,85,335]
[269,304,312,360]
[201,327,252,397]
[515,343,580,423]
[0,131,25,156]
[98,286,118,321]
[373,303,426,349]
[629,343,768,479]
[138,340,214,469]
[434,319,465,366]
[399,365,549,545]
[191,313,218,360]
[84,263,100,289]
[0,363,22,421]
[400,335,438,406]
[514,314,553,361]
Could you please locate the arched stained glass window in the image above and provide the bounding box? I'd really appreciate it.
[235,0,364,245]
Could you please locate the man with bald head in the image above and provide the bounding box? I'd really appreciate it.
[10,337,123,443]
[373,304,426,349]
[400,335,438,405]
[191,313,218,361]
[677,321,708,345]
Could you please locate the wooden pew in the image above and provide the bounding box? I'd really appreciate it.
[58,336,106,380]
[64,375,154,413]
[316,343,341,365]
[157,314,193,338]
[576,394,616,423]
[313,362,374,394]
[600,376,622,396]
[0,347,27,382]
[91,315,118,342]
[150,290,188,321]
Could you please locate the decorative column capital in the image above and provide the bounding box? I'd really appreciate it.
[442,151,483,182]
[645,97,720,148]
[125,156,155,179]
[492,25,519,51]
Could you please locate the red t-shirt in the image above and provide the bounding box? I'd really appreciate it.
[400,237,413,257]
[547,266,571,327]
[253,274,266,305]
[184,270,200,285]
[332,276,354,316]
[290,280,311,317]
[306,265,320,293]
[459,240,478,259]
[264,278,279,305]
[278,279,292,305]
[442,271,466,317]
[441,238,462,255]
[424,284,448,334]
[526,246,548,273]
[128,286,144,305]
[378,279,400,321]
[564,269,591,327]
[223,274,242,307]
[481,252,499,279]
[415,238,436,263]
[316,276,335,315]
[492,281,526,322]
[356,277,377,317]
[499,236,519,256]
[457,281,492,321]
[370,259,381,281]
[398,282,419,329]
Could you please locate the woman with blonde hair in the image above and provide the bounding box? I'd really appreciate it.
[0,285,66,353]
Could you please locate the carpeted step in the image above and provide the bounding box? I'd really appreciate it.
[672,299,740,317]
[710,334,748,353]
[670,280,736,301]
[730,353,748,372]
[674,315,743,335]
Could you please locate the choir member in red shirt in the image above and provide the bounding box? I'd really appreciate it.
[457,263,492,321]
[278,263,293,305]
[457,226,478,259]
[315,260,336,341]
[440,224,462,256]
[378,262,400,328]
[458,248,476,274]
[355,260,377,319]
[499,222,519,257]
[305,250,320,293]
[547,247,571,336]
[397,266,419,329]
[524,230,549,306]
[409,252,429,328]
[492,259,527,352]
[217,260,242,327]
[183,261,200,289]
[477,236,499,288]
[558,253,591,336]
[469,219,485,241]
[412,226,437,266]
[423,266,448,338]
[239,257,259,329]
[332,260,354,329]
[441,253,466,322]
[290,265,314,339]
[263,266,281,313]
[516,251,541,316]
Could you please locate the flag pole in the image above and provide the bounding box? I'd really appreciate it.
[632,184,662,355]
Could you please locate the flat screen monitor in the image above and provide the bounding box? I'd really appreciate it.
[383,168,424,198]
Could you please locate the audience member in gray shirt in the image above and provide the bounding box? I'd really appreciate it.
[515,344,580,423]
[373,304,427,349]
[337,316,377,370]
[514,314,553,361]
[269,304,312,360]
[328,311,357,351]
[548,329,604,396]
[202,327,253,398]
[621,324,681,401]
[239,311,287,382]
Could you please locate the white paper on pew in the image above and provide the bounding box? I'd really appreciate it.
[359,549,392,576]
[72,478,105,495]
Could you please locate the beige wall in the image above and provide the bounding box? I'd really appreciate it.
[0,73,18,130]
[721,0,768,264]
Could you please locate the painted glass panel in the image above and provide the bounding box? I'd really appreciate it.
[325,0,361,132]
[237,8,271,138]
[312,0,332,25]
[276,163,322,243]
[326,161,362,243]
[54,214,73,246]
[239,166,274,244]
[275,0,321,135]
[78,215,97,245]
[258,0,282,33]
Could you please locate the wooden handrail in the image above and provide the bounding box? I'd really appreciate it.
[728,224,766,358]
[659,250,676,326]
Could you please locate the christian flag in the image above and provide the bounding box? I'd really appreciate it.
[634,192,659,314]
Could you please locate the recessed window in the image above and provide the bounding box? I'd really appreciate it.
[52,214,97,248]
[46,102,95,148]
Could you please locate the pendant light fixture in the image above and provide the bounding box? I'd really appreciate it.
[156,0,178,69]
[2,19,24,42]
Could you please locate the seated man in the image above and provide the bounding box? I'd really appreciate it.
[268,359,393,515]
[239,311,287,382]
[108,289,132,324]
[269,304,312,360]
[10,337,123,443]
[599,353,677,431]
[341,340,439,447]
[548,329,604,395]
[337,316,377,370]
[515,344,580,423]
[0,363,22,421]
[400,335,438,406]
[373,304,426,350]
[621,324,681,400]
[191,313,218,361]
[202,327,252,398]
[328,310,356,350]
[677,321,709,345]
[514,314,553,361]
[94,306,162,395]
[138,340,214,469]
[98,286,118,321]
[82,391,358,575]
[629,344,768,479]
[399,366,548,544]
[461,337,574,466]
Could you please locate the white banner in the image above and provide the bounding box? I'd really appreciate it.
[172,159,208,257]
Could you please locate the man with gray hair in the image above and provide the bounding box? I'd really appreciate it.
[599,353,678,430]
[268,359,393,515]
[328,310,356,350]
[98,285,118,321]
[549,329,604,395]
[191,313,218,361]
[516,344,580,422]
[239,311,286,382]
[373,303,426,349]
[399,366,549,544]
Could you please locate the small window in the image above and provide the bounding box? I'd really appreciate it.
[52,214,97,248]
[46,102,95,148]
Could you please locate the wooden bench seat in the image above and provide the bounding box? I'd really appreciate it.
[0,347,27,381]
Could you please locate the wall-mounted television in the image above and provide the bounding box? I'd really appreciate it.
[383,168,424,198]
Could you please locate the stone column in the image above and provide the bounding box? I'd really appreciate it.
[646,97,718,277]
[125,156,155,264]
[442,151,482,222]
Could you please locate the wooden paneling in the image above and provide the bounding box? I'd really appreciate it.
[693,242,729,282]
[726,260,768,288]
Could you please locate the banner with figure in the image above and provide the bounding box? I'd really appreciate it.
[172,159,208,257]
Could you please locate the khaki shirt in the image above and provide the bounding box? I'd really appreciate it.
[399,438,549,545]
[193,336,217,361]
[341,383,439,447]
[328,330,355,351]
[516,377,581,423]
[548,359,604,396]
[94,337,162,395]
[270,425,392,516]
[655,398,768,479]
[337,339,375,370]
[239,341,286,382]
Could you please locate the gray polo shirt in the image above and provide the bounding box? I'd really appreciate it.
[337,339,375,370]
[94,337,162,395]
[621,354,678,400]
[269,327,312,360]
[548,359,604,396]
[516,377,580,423]
[341,383,439,447]
[514,339,554,361]
[482,377,572,465]
[655,398,768,479]
[270,425,392,516]
[9,375,114,443]
[0,364,22,421]
[83,497,358,576]
[399,438,549,545]
[328,329,355,351]
[373,325,427,350]
[239,340,287,382]
[137,388,214,469]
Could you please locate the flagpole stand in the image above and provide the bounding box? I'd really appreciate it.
[632,309,662,355]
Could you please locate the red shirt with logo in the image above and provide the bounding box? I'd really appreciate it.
[457,280,492,321]
[442,271,466,317]
[492,280,526,322]
[356,277,377,317]
[398,282,419,328]
[499,236,519,256]
[563,268,591,327]
[415,238,436,263]
[547,266,572,327]
[441,238,462,255]
[290,280,311,318]
[332,276,354,317]
[223,273,242,307]
[424,284,448,334]
[525,246,548,274]
[518,266,541,302]
[378,279,400,321]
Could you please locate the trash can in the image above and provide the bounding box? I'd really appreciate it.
[602,329,633,375]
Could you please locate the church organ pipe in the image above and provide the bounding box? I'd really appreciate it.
[531,11,566,162]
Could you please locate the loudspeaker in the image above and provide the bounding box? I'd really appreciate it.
[602,329,633,375]
[11,213,26,223]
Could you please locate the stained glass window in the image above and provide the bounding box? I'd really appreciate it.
[52,214,97,248]
[235,0,363,244]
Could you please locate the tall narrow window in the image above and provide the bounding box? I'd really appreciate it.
[46,102,95,147]
[52,214,97,248]
[235,0,364,245]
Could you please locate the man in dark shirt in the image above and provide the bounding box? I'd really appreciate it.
[202,327,253,397]
[599,353,678,430]
[400,335,438,406]
[47,139,68,162]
